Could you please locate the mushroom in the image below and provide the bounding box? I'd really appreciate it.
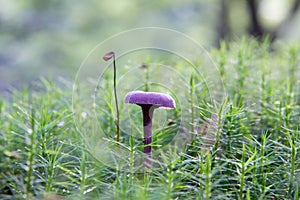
[124,91,176,168]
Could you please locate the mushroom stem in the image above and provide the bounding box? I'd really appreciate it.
[124,91,176,169]
[139,104,155,168]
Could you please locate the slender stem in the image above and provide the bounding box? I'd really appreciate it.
[139,104,155,168]
[189,73,195,141]
[205,153,212,200]
[239,143,246,200]
[113,54,120,147]
[26,104,35,199]
[145,64,149,92]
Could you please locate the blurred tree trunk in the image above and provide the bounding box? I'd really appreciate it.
[246,0,300,40]
[217,0,231,41]
[216,0,300,42]
[247,0,264,38]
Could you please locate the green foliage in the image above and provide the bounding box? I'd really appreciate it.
[1,38,300,199]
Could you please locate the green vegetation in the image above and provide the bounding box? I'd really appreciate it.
[0,38,299,199]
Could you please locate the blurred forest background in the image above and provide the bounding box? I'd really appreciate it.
[1,0,300,95]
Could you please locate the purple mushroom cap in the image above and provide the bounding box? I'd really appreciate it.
[124,90,176,168]
[124,91,176,108]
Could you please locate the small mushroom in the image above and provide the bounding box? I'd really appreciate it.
[124,91,176,168]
